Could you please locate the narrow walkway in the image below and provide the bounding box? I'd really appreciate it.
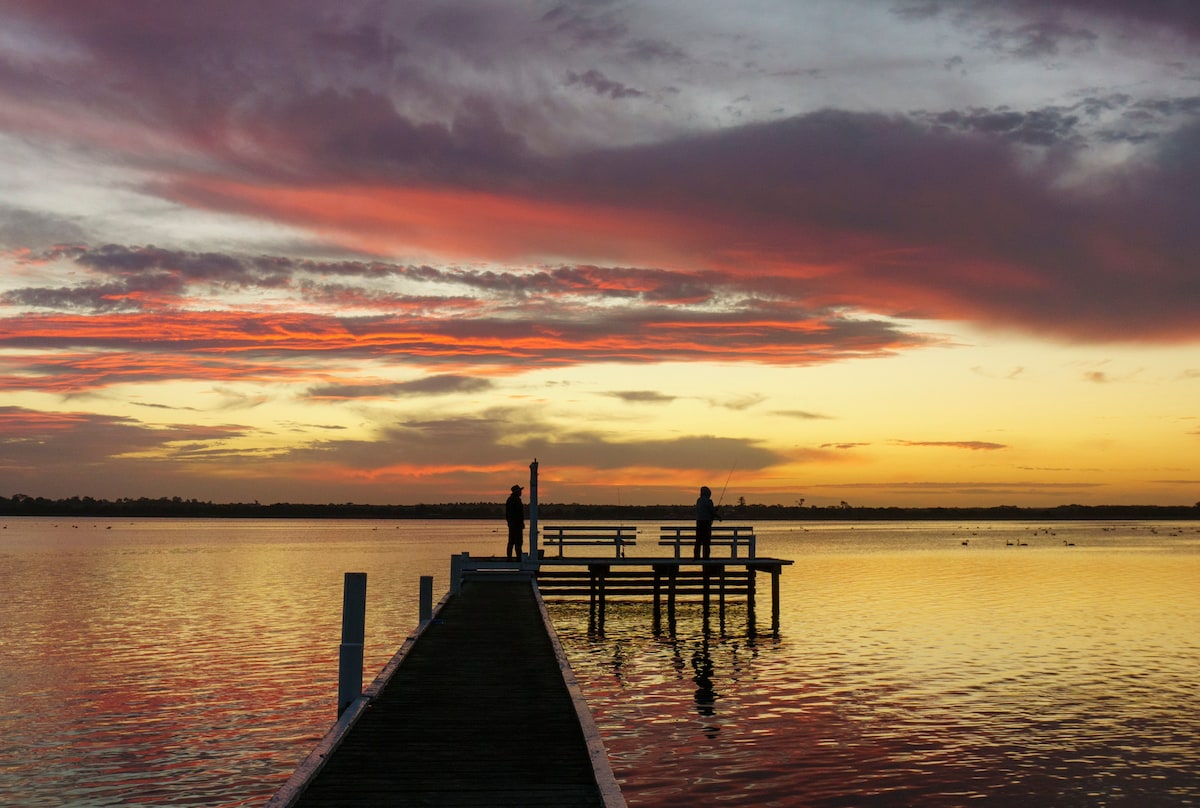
[289,580,614,807]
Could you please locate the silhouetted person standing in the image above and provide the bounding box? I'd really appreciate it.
[695,485,717,559]
[505,484,525,560]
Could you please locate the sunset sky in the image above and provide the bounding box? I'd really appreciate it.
[2,1,1198,508]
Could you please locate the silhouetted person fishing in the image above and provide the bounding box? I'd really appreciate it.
[695,485,719,559]
[505,484,524,560]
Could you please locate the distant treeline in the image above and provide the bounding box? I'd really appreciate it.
[2,494,1198,521]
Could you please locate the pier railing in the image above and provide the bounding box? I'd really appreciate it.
[658,525,757,558]
[542,524,638,557]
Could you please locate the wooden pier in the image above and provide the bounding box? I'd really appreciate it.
[268,517,793,806]
[268,577,625,807]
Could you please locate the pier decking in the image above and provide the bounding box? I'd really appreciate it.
[270,578,623,807]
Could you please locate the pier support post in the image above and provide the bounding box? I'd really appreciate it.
[419,575,433,624]
[587,563,609,633]
[338,572,367,715]
[667,565,678,634]
[652,563,669,634]
[746,566,757,638]
[770,564,782,636]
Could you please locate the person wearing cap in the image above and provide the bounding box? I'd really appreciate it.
[505,484,525,560]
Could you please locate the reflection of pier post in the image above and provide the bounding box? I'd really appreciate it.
[771,565,781,634]
[717,565,726,633]
[667,565,677,633]
[651,563,669,634]
[588,563,609,633]
[746,566,757,637]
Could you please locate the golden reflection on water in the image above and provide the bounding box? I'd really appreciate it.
[1,519,1197,806]
[554,524,1200,807]
[0,518,501,806]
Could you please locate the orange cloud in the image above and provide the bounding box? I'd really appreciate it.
[1,298,927,391]
[165,177,710,268]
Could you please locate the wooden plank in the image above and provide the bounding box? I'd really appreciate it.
[288,581,616,808]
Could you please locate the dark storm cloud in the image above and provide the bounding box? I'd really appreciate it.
[3,1,1198,346]
[76,244,273,284]
[308,375,494,399]
[0,2,542,186]
[292,410,784,473]
[925,105,1084,147]
[2,283,148,312]
[4,245,297,312]
[0,206,89,249]
[895,440,1008,451]
[980,19,1098,60]
[565,110,1200,340]
[251,87,532,183]
[0,405,244,467]
[605,391,676,404]
[541,3,629,48]
[0,405,273,499]
[775,410,833,420]
[897,0,1200,39]
[566,69,646,99]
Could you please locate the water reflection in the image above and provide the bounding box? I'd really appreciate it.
[551,525,1200,807]
[3,519,1199,807]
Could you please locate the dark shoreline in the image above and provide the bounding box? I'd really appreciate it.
[2,495,1198,521]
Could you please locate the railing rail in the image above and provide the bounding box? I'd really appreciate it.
[658,525,757,558]
[542,524,638,557]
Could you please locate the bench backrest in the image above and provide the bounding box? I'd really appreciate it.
[540,525,637,558]
[542,525,637,539]
[659,525,756,558]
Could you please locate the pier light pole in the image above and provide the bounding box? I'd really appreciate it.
[528,458,539,566]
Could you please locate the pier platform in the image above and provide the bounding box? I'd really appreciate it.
[458,554,794,635]
[269,578,624,807]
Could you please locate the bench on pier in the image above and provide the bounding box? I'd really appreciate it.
[541,525,637,558]
[659,525,757,558]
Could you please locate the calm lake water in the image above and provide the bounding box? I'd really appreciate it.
[1,518,1198,806]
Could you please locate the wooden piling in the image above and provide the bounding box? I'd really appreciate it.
[418,574,433,623]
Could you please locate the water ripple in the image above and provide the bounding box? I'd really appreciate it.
[2,519,1198,806]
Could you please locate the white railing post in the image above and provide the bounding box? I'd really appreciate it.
[528,458,539,565]
[450,551,467,595]
[419,575,433,623]
[337,572,367,715]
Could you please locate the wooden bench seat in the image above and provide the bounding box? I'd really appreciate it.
[658,525,757,558]
[541,525,637,557]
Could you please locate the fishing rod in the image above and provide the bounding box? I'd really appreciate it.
[716,462,737,509]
